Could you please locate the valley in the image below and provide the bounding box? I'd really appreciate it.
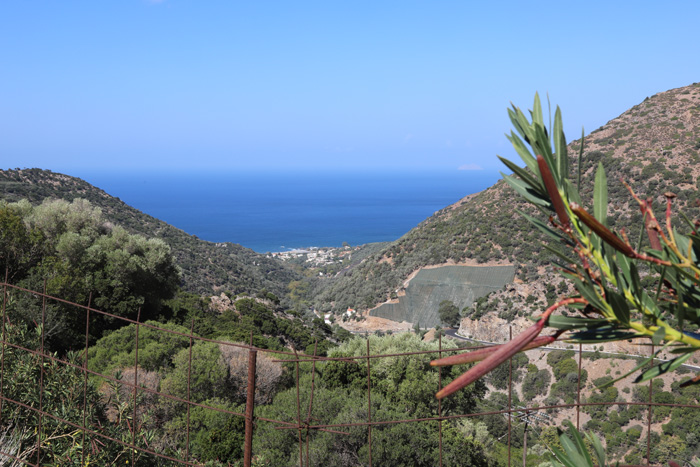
[3,81,700,465]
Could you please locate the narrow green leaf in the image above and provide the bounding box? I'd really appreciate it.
[544,244,577,265]
[634,352,694,383]
[547,316,608,330]
[505,132,539,174]
[547,92,552,136]
[502,174,551,207]
[517,210,569,243]
[629,262,642,298]
[652,326,666,345]
[553,106,568,180]
[641,291,662,318]
[615,251,632,289]
[597,345,666,388]
[511,106,538,150]
[679,211,697,230]
[676,288,685,331]
[498,156,542,190]
[569,328,641,343]
[507,107,528,140]
[559,434,589,467]
[577,128,584,190]
[564,421,593,466]
[670,346,698,354]
[573,278,607,312]
[548,446,578,467]
[671,263,700,283]
[675,230,696,262]
[605,288,630,325]
[584,431,607,467]
[534,123,556,179]
[532,92,543,127]
[593,162,608,226]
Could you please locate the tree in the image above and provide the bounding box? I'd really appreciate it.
[438,300,461,327]
[3,198,181,351]
[255,333,496,466]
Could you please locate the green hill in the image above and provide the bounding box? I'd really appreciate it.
[0,169,301,297]
[312,82,700,320]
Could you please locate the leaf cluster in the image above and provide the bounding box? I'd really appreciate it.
[500,93,700,387]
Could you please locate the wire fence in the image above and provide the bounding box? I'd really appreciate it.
[1,278,698,466]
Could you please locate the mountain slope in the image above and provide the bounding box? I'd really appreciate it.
[314,82,700,317]
[0,169,301,297]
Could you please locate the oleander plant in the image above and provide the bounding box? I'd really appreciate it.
[431,94,700,466]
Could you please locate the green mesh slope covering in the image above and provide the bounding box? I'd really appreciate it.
[369,265,515,327]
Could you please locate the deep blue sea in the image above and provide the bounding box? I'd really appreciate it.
[78,169,501,253]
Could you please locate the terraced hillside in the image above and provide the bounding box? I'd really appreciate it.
[314,82,700,322]
[0,169,301,297]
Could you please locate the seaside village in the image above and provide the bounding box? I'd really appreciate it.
[269,246,361,326]
[268,245,353,269]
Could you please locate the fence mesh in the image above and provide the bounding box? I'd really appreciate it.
[1,278,698,466]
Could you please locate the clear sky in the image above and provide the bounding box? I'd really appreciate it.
[2,1,699,174]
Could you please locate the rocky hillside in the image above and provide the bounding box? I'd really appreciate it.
[0,169,301,297]
[313,82,700,320]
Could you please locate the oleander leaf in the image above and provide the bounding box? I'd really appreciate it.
[593,162,608,227]
[547,316,608,330]
[502,174,551,207]
[498,155,542,190]
[634,352,694,383]
[505,132,539,174]
[568,327,641,343]
[605,288,630,325]
[553,106,568,181]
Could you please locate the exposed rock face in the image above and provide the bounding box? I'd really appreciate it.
[458,315,531,343]
[210,293,233,313]
[459,313,656,357]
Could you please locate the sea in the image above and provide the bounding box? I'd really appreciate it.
[78,169,501,253]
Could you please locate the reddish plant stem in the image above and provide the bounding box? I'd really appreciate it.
[572,203,671,266]
[430,334,562,367]
[537,155,570,230]
[435,298,584,399]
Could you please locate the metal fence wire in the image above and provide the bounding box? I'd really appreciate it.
[1,278,699,467]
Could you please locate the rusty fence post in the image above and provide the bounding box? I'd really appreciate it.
[646,343,654,466]
[294,348,303,467]
[507,326,512,467]
[367,336,372,467]
[438,333,443,467]
[132,308,142,466]
[576,342,582,430]
[0,270,9,427]
[35,279,47,466]
[244,335,258,467]
[81,293,93,466]
[185,319,195,463]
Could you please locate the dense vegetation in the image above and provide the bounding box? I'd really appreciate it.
[0,168,301,298]
[254,334,496,466]
[1,198,180,351]
[0,198,346,465]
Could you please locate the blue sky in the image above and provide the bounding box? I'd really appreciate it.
[2,1,699,174]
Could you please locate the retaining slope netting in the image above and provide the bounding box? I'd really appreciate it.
[371,265,515,327]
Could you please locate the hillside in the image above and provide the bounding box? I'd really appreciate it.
[0,169,301,297]
[313,82,700,321]
[371,264,514,327]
